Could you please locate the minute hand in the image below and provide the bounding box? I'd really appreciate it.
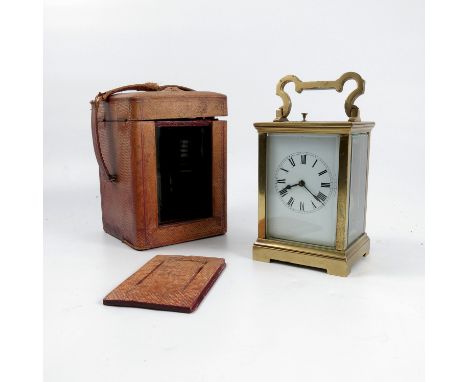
[302,184,325,206]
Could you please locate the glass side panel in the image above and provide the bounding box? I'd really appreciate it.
[347,133,369,245]
[156,124,212,225]
[266,134,340,247]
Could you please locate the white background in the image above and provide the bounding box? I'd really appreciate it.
[43,1,424,381]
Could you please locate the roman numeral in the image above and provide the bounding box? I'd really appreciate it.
[317,191,327,202]
[321,182,331,188]
[312,159,318,168]
[318,169,328,176]
[301,155,306,164]
[280,167,289,173]
[287,197,294,206]
[288,157,295,167]
[311,200,317,208]
[276,179,286,184]
[279,188,288,197]
[300,201,304,211]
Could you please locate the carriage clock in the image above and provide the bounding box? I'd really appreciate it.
[252,72,374,276]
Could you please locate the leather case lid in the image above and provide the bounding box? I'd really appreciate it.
[103,255,225,313]
[94,87,228,122]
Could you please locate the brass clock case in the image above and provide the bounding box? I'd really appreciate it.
[253,73,375,276]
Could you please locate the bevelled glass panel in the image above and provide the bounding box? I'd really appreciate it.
[266,134,340,247]
[347,133,369,245]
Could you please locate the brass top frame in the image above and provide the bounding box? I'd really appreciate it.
[255,121,374,134]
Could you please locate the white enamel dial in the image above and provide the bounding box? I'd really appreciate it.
[274,152,336,213]
[266,134,340,247]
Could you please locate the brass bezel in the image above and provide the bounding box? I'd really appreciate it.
[253,121,374,276]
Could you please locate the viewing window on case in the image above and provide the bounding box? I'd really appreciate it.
[156,123,213,225]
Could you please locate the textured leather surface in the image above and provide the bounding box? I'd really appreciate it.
[91,85,228,249]
[94,88,227,122]
[103,255,226,313]
[91,108,227,250]
[98,120,138,244]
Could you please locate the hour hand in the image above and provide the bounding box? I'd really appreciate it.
[278,182,298,196]
[281,182,299,191]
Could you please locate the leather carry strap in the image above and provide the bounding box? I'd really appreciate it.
[92,82,193,182]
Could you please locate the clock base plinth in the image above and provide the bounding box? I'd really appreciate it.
[252,234,370,277]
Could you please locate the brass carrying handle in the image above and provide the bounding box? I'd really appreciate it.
[92,82,193,182]
[274,72,365,122]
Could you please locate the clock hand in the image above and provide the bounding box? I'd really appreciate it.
[280,182,300,193]
[299,180,325,206]
[310,191,325,206]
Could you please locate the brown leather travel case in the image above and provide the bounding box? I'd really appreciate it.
[91,83,227,250]
[103,255,226,313]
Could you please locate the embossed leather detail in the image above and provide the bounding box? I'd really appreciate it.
[103,255,226,313]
